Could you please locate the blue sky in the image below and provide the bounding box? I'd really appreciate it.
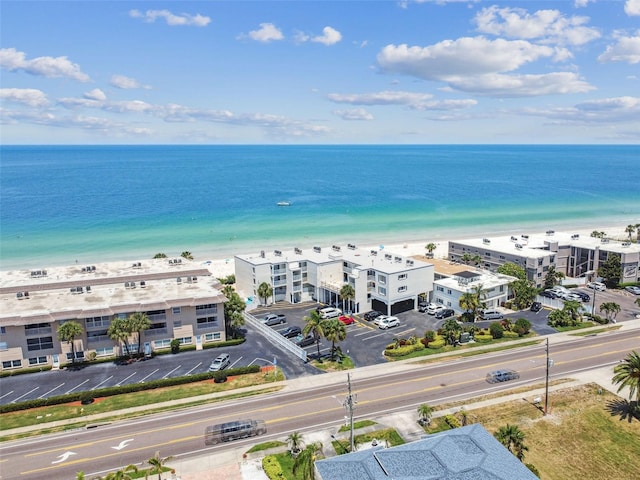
[1,0,639,144]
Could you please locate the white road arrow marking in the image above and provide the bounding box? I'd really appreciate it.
[111,439,134,450]
[52,451,76,464]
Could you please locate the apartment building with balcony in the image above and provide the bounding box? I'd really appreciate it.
[235,243,434,315]
[448,230,640,286]
[432,270,516,313]
[0,259,227,372]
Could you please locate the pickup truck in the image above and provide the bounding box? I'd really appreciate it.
[262,314,286,326]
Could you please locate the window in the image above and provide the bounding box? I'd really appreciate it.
[154,339,172,348]
[397,286,407,292]
[94,347,114,357]
[86,316,111,328]
[447,289,452,295]
[499,255,505,260]
[27,336,54,351]
[205,332,222,342]
[177,337,193,345]
[28,356,48,366]
[87,330,108,342]
[196,304,218,312]
[2,360,21,369]
[436,286,444,292]
[66,351,85,361]
[173,321,182,328]
[172,307,181,315]
[24,323,52,335]
[197,317,218,328]
[398,274,407,280]
[0,341,7,350]
[378,286,387,295]
[0,326,6,334]
[378,275,386,285]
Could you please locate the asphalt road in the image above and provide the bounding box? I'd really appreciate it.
[2,328,637,480]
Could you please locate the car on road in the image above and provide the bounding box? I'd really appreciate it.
[295,334,316,347]
[319,307,342,319]
[262,314,286,326]
[530,301,542,312]
[363,310,383,321]
[378,316,400,329]
[338,315,355,325]
[281,326,302,338]
[208,353,231,372]
[486,369,520,383]
[625,285,640,295]
[435,308,455,319]
[427,304,445,315]
[586,281,606,291]
[479,309,504,320]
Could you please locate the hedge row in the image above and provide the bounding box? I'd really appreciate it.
[0,365,260,414]
[427,339,446,349]
[385,343,425,357]
[474,334,493,343]
[262,455,285,479]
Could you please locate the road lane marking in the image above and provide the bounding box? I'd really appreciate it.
[52,451,76,464]
[111,439,134,451]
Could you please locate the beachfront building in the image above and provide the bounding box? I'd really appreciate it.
[448,230,640,286]
[0,259,227,372]
[235,244,434,315]
[432,269,516,313]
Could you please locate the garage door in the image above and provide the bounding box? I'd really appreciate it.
[391,298,415,315]
[371,298,388,315]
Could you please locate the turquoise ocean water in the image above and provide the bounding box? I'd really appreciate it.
[1,145,639,269]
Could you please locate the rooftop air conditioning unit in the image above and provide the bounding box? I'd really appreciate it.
[295,248,302,255]
[260,250,265,258]
[348,243,356,250]
[370,250,377,256]
[483,238,490,244]
[515,244,523,249]
[139,281,146,288]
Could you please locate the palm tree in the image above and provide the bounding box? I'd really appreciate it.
[323,318,347,361]
[293,442,323,480]
[75,472,86,480]
[180,251,193,260]
[625,224,636,241]
[471,284,488,310]
[222,284,246,339]
[599,301,621,323]
[441,317,462,346]
[287,431,304,454]
[494,424,529,462]
[127,312,151,356]
[339,284,355,314]
[104,464,138,480]
[543,265,565,290]
[57,320,84,364]
[612,350,640,405]
[147,451,174,480]
[459,292,479,321]
[417,403,434,426]
[635,223,640,242]
[459,407,469,426]
[562,299,584,322]
[257,281,273,306]
[425,242,437,258]
[302,310,325,360]
[107,317,132,358]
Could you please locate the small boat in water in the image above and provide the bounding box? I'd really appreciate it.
[277,201,291,207]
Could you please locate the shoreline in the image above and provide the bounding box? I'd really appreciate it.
[2,220,635,279]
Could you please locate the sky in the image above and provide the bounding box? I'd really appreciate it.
[1,0,639,144]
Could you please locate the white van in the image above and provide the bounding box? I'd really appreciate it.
[480,309,504,321]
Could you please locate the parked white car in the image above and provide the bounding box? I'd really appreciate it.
[319,307,342,319]
[373,314,391,326]
[586,281,606,291]
[427,304,444,315]
[378,316,400,329]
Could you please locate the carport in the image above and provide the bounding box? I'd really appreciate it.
[372,297,416,315]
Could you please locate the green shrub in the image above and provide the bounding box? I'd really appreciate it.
[503,331,520,338]
[474,334,493,343]
[170,339,181,354]
[489,322,504,339]
[514,317,532,334]
[262,455,285,479]
[526,463,541,478]
[424,330,436,342]
[427,339,445,349]
[444,414,460,429]
[385,343,424,357]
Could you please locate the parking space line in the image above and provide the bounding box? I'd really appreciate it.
[39,383,65,399]
[230,357,243,369]
[0,390,14,400]
[91,375,113,390]
[10,386,38,403]
[65,379,89,394]
[139,369,159,383]
[161,365,181,379]
[116,372,137,386]
[185,362,202,375]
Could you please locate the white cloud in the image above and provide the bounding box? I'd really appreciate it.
[129,9,210,27]
[474,6,600,46]
[574,0,594,8]
[311,26,342,45]
[84,88,106,101]
[598,33,640,64]
[248,23,284,42]
[524,96,640,124]
[0,48,90,82]
[446,72,594,97]
[0,88,49,107]
[626,0,640,16]
[333,108,374,120]
[110,75,150,90]
[377,37,556,79]
[328,91,434,106]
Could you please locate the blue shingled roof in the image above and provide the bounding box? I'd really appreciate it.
[315,424,538,480]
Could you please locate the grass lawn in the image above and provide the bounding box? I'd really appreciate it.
[569,325,622,336]
[387,337,542,361]
[554,321,595,332]
[311,355,355,371]
[426,384,640,480]
[0,370,283,436]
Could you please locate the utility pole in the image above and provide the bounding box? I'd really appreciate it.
[544,337,554,415]
[344,373,357,452]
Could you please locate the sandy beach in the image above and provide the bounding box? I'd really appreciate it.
[200,222,636,280]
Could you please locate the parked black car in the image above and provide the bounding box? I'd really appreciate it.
[572,291,591,302]
[363,310,383,322]
[262,314,286,326]
[435,308,455,319]
[530,301,542,312]
[281,326,302,338]
[295,334,316,347]
[540,290,557,299]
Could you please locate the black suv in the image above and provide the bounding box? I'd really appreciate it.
[363,311,383,322]
[281,326,302,338]
[435,308,455,319]
[530,301,542,312]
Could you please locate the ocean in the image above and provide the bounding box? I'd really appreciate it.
[1,145,639,270]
